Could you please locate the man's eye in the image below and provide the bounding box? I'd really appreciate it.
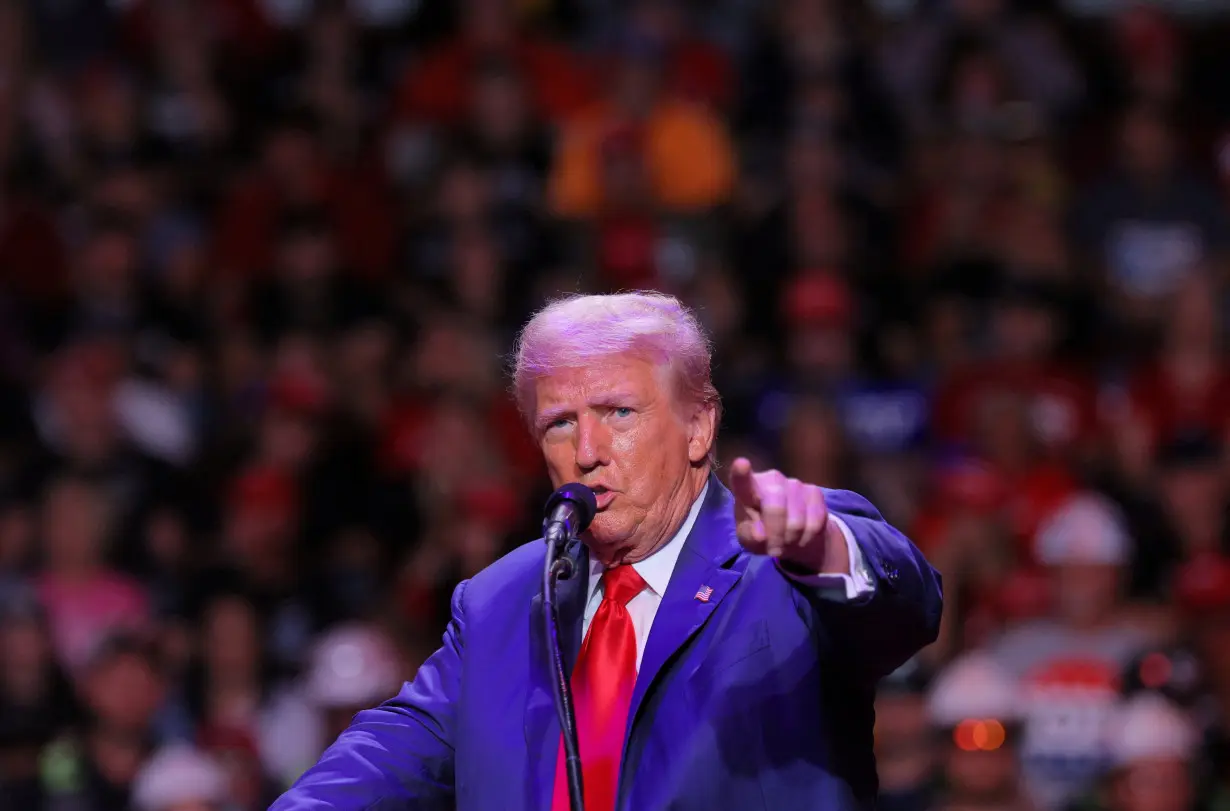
[613,407,633,418]
[549,418,570,430]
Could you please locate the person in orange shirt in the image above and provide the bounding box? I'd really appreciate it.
[549,35,736,219]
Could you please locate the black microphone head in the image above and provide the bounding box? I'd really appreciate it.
[543,483,598,535]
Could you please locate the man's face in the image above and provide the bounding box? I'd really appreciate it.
[1052,563,1121,625]
[85,653,165,732]
[533,355,712,564]
[1115,759,1192,811]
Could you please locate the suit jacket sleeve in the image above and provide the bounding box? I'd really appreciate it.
[269,581,466,811]
[798,488,943,682]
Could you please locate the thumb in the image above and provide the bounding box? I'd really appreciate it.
[728,457,760,510]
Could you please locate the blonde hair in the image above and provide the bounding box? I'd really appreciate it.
[512,291,722,431]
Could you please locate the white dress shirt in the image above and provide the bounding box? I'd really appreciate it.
[582,483,875,670]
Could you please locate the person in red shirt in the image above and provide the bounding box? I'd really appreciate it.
[1119,274,1229,459]
[212,109,395,284]
[392,0,594,128]
[933,278,1097,462]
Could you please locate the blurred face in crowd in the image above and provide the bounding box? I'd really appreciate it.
[997,200,1068,277]
[92,167,156,223]
[276,227,337,285]
[612,57,661,119]
[0,614,53,703]
[1111,759,1192,811]
[787,323,853,382]
[948,50,1009,116]
[992,300,1056,361]
[144,509,190,572]
[79,71,138,146]
[874,692,933,795]
[263,127,323,199]
[42,480,110,575]
[462,0,515,46]
[534,355,715,565]
[0,503,34,570]
[470,66,530,147]
[948,135,1004,191]
[952,0,1006,26]
[1193,609,1230,693]
[437,160,492,223]
[202,595,260,683]
[226,495,296,568]
[944,738,1018,802]
[452,228,505,318]
[0,1,26,71]
[164,801,221,811]
[629,0,684,45]
[1120,107,1175,180]
[974,394,1035,471]
[786,131,842,193]
[85,649,166,732]
[926,295,972,369]
[1052,563,1121,626]
[411,321,497,396]
[792,191,848,269]
[1159,459,1224,556]
[79,226,139,300]
[780,397,843,487]
[779,0,841,70]
[46,356,121,465]
[600,144,652,211]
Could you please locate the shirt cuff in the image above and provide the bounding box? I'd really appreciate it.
[775,515,876,602]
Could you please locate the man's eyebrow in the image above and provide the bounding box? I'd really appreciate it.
[590,392,640,407]
[535,405,571,429]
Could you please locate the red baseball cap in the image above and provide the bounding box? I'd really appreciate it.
[227,465,298,517]
[1174,554,1230,614]
[782,272,852,327]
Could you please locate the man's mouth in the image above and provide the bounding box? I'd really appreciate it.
[591,486,616,510]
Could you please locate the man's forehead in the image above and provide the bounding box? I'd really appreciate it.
[533,357,665,406]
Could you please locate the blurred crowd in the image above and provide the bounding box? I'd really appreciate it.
[0,0,1228,810]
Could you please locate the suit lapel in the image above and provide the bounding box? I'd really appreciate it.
[524,540,590,808]
[625,478,745,738]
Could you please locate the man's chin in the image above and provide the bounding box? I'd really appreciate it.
[583,515,631,561]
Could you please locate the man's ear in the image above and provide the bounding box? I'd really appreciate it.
[686,402,717,465]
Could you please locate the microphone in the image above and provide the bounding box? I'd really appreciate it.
[540,483,596,811]
[542,483,598,555]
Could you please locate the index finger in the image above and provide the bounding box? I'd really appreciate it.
[728,457,760,510]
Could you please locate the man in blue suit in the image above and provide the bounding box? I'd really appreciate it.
[271,292,943,811]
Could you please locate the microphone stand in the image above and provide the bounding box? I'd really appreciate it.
[543,522,585,811]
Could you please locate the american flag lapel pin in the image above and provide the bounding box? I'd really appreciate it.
[695,585,713,602]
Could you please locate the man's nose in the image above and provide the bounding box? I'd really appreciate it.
[574,415,610,471]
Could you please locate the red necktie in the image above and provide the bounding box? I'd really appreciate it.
[551,565,647,811]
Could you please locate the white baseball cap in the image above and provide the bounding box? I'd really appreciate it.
[1035,493,1131,566]
[304,623,403,709]
[927,651,1022,727]
[1104,694,1197,768]
[131,744,227,811]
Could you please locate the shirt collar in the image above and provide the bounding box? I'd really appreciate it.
[588,481,709,602]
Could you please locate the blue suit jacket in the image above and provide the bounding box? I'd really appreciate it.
[271,478,942,811]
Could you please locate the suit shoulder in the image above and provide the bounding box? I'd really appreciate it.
[460,538,545,612]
